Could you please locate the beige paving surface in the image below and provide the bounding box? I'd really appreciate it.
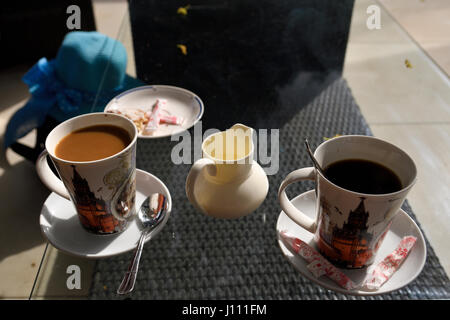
[368,124,450,258]
[31,246,95,299]
[92,0,136,77]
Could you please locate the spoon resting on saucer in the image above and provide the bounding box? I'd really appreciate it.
[117,193,167,295]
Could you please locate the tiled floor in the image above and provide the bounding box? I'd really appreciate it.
[0,0,448,299]
[343,0,450,276]
[378,0,450,76]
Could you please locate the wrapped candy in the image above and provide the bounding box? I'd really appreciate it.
[306,260,327,278]
[143,99,166,135]
[281,231,417,292]
[363,236,417,290]
[280,231,357,290]
[160,114,184,125]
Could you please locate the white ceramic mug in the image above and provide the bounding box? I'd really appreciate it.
[278,135,417,268]
[36,113,138,235]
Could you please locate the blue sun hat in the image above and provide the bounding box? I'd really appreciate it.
[4,31,143,149]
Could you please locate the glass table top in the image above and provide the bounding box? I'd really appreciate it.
[29,0,450,300]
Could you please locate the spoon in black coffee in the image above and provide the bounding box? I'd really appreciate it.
[304,139,325,175]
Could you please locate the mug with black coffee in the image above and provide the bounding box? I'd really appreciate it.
[36,113,138,234]
[278,135,417,268]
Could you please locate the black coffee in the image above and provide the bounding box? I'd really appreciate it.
[323,159,402,194]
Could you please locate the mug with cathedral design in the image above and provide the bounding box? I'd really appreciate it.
[278,135,417,268]
[36,113,138,235]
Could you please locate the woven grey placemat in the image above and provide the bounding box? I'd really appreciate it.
[89,78,450,300]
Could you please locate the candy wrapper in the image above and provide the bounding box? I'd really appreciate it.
[160,114,184,125]
[362,236,417,290]
[106,98,183,136]
[143,99,166,135]
[306,260,327,278]
[280,231,357,290]
[280,231,417,292]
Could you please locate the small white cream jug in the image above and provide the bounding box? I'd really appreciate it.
[185,124,269,218]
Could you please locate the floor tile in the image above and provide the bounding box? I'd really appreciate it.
[31,246,95,299]
[348,0,414,44]
[92,0,136,77]
[0,244,46,299]
[370,123,450,276]
[378,0,450,76]
[345,43,450,124]
[92,0,128,39]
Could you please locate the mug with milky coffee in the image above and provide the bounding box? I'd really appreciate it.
[36,113,138,234]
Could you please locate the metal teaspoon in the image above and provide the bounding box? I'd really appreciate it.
[117,193,168,295]
[304,139,325,175]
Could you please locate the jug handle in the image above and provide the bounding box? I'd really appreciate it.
[185,158,216,212]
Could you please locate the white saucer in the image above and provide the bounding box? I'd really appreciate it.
[40,169,172,259]
[277,190,426,296]
[104,85,204,139]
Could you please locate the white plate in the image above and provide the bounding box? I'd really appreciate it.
[277,190,426,296]
[104,85,204,138]
[40,169,172,259]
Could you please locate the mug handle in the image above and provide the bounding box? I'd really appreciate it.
[36,150,70,200]
[185,158,216,212]
[278,167,317,233]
